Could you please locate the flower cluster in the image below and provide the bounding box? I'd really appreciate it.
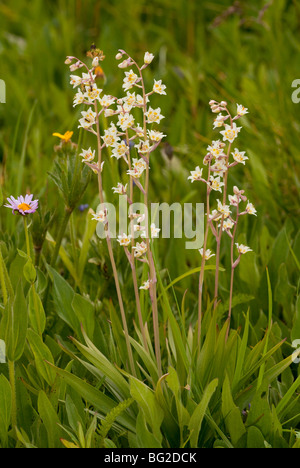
[188,100,254,261]
[189,99,255,332]
[66,48,166,293]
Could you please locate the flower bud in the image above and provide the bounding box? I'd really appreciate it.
[115,52,123,60]
[118,59,130,68]
[144,52,154,64]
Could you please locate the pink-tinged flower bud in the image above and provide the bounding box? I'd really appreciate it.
[65,57,72,65]
[209,100,217,106]
[220,101,227,107]
[115,52,123,60]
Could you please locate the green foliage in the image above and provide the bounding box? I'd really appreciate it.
[0,0,299,449]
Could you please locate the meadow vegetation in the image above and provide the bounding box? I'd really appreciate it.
[0,0,299,448]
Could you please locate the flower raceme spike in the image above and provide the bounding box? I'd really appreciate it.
[5,194,39,216]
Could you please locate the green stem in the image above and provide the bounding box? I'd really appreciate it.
[23,217,31,258]
[0,247,8,305]
[136,59,162,376]
[8,359,17,431]
[69,213,78,269]
[2,251,14,300]
[126,131,148,352]
[197,161,211,346]
[94,100,136,377]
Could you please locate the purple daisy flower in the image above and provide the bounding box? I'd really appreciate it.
[4,194,39,216]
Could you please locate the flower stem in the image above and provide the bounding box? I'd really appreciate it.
[94,101,136,377]
[0,246,8,306]
[139,64,162,377]
[127,133,148,351]
[226,205,240,340]
[197,162,212,346]
[23,217,31,258]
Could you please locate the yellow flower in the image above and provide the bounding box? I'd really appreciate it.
[52,131,74,142]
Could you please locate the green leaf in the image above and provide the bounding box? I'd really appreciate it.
[247,426,265,449]
[257,268,273,392]
[28,285,46,336]
[232,311,250,393]
[222,374,246,447]
[161,265,224,296]
[71,293,95,340]
[47,363,136,432]
[135,411,162,448]
[189,378,218,448]
[291,294,300,344]
[65,394,84,433]
[217,295,255,318]
[47,265,79,333]
[23,257,37,284]
[78,209,97,281]
[236,347,300,409]
[130,377,164,443]
[166,367,190,431]
[4,281,28,362]
[156,267,189,374]
[70,331,131,401]
[38,390,64,448]
[239,252,260,292]
[0,182,3,207]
